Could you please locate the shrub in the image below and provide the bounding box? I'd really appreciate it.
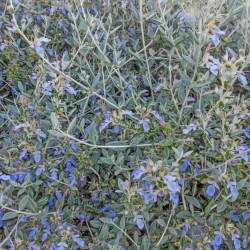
[0,0,249,249]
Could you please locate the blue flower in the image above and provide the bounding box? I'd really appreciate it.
[187,96,195,102]
[214,231,225,248]
[49,195,54,206]
[131,166,147,180]
[41,81,52,96]
[76,213,85,221]
[0,173,10,180]
[237,71,248,86]
[113,125,119,133]
[54,147,65,156]
[211,26,225,47]
[28,242,41,250]
[16,134,27,152]
[99,112,111,132]
[232,233,241,250]
[22,214,29,223]
[36,15,42,24]
[30,37,50,57]
[47,49,53,56]
[182,222,191,234]
[121,1,127,8]
[139,118,150,132]
[0,43,6,51]
[244,126,250,138]
[227,181,239,198]
[230,210,238,222]
[242,211,248,221]
[64,79,76,95]
[181,159,191,172]
[50,168,58,180]
[137,189,154,203]
[72,234,84,247]
[243,235,248,249]
[134,215,144,230]
[35,129,47,139]
[121,110,134,116]
[57,241,68,250]
[108,211,116,219]
[100,205,109,213]
[42,229,50,242]
[206,56,222,75]
[150,111,162,120]
[129,27,136,37]
[27,227,38,238]
[35,165,45,176]
[55,190,62,199]
[194,163,200,176]
[154,83,163,93]
[14,123,26,130]
[236,144,249,162]
[206,180,219,197]
[162,175,181,194]
[32,151,41,163]
[183,122,197,134]
[169,192,179,204]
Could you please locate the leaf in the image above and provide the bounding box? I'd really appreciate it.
[176,211,191,219]
[55,197,65,211]
[37,196,50,207]
[168,227,178,236]
[48,130,65,138]
[186,196,201,209]
[78,17,88,31]
[160,136,175,147]
[99,225,109,240]
[120,216,125,230]
[237,178,247,190]
[178,85,185,102]
[141,236,150,250]
[50,112,59,128]
[130,135,145,146]
[216,201,227,213]
[89,122,98,144]
[2,212,18,220]
[27,197,38,213]
[99,217,112,224]
[106,141,127,151]
[179,70,191,84]
[96,53,111,64]
[157,219,166,227]
[182,55,196,66]
[19,195,29,210]
[67,116,77,133]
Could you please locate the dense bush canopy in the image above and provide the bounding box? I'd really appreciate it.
[0,0,249,249]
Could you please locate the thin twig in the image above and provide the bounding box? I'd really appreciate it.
[0,216,22,247]
[156,205,176,247]
[200,149,250,173]
[139,0,154,101]
[111,221,139,249]
[58,128,194,149]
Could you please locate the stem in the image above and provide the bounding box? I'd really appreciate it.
[9,0,119,110]
[111,221,139,249]
[177,45,201,127]
[58,128,194,149]
[156,205,176,247]
[0,217,21,247]
[139,0,154,101]
[200,148,250,173]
